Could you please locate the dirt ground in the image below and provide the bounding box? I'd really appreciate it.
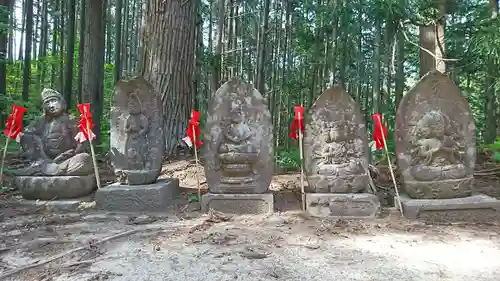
[1,159,500,281]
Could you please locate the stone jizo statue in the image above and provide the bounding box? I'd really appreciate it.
[14,88,93,176]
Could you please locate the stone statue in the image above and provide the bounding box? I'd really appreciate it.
[409,110,468,182]
[304,87,370,193]
[12,88,96,200]
[396,70,475,199]
[124,93,149,170]
[204,78,273,194]
[303,87,380,218]
[110,76,164,185]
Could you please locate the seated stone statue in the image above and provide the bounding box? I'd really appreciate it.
[12,89,96,200]
[312,120,367,193]
[217,99,258,189]
[315,121,364,177]
[409,110,468,182]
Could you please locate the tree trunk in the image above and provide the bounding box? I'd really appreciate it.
[254,0,270,94]
[372,16,381,114]
[139,0,197,155]
[63,0,76,108]
[18,0,26,61]
[77,0,85,103]
[0,0,10,109]
[81,0,106,141]
[395,27,405,109]
[419,4,446,76]
[114,0,123,82]
[7,0,13,61]
[50,0,58,86]
[212,0,225,91]
[22,0,34,101]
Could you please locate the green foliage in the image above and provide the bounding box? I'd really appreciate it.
[480,137,500,162]
[275,147,301,170]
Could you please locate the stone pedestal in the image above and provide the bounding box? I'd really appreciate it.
[95,178,179,212]
[399,193,500,222]
[15,174,97,200]
[305,193,380,219]
[2,196,95,213]
[201,193,274,214]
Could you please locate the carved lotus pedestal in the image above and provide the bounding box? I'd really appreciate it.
[11,175,97,212]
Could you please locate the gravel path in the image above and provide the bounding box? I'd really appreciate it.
[1,211,500,281]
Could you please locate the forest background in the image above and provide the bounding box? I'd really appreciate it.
[0,0,499,171]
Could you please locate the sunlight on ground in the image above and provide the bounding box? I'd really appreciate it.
[353,233,500,273]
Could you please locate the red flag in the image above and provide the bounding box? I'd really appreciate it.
[75,103,96,143]
[372,113,387,150]
[183,109,202,149]
[4,105,27,141]
[290,106,305,139]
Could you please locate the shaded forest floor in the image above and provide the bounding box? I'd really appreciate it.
[1,155,500,280]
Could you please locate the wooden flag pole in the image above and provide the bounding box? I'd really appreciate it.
[376,115,403,216]
[0,110,15,186]
[298,111,306,211]
[192,122,201,203]
[83,107,101,189]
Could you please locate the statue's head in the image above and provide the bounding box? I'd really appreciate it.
[41,88,66,117]
[414,110,446,138]
[322,120,351,143]
[229,98,245,123]
[127,92,142,114]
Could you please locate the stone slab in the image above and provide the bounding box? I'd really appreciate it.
[399,193,500,222]
[15,174,97,200]
[0,212,4,222]
[201,193,274,214]
[305,193,380,219]
[1,196,94,213]
[95,179,179,212]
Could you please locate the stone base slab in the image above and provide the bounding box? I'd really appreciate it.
[305,193,380,219]
[15,174,97,200]
[95,178,179,212]
[201,193,274,214]
[2,196,94,213]
[399,193,500,222]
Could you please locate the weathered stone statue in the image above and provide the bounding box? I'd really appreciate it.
[13,89,96,200]
[124,93,149,170]
[202,78,274,214]
[395,70,500,221]
[108,77,164,185]
[95,76,179,212]
[396,71,474,200]
[303,87,379,218]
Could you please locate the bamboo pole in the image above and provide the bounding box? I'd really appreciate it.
[0,109,15,186]
[298,111,306,211]
[375,114,403,216]
[192,119,201,203]
[83,107,101,189]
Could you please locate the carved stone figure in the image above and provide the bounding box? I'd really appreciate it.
[110,76,164,185]
[304,87,370,193]
[12,88,96,200]
[396,70,475,199]
[124,93,149,170]
[203,78,273,194]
